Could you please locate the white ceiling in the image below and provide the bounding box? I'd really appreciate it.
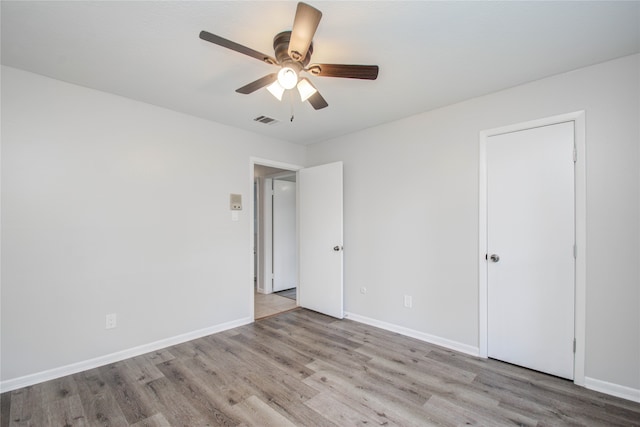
[2,1,639,145]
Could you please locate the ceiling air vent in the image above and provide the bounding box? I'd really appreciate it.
[253,115,279,125]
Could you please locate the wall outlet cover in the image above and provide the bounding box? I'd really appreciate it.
[105,313,117,329]
[404,295,412,308]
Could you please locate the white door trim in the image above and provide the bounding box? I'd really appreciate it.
[478,111,586,386]
[250,158,303,321]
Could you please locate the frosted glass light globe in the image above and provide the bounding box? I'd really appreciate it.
[277,67,298,90]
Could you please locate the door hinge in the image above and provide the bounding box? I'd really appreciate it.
[573,147,577,163]
[573,338,576,353]
[573,244,577,259]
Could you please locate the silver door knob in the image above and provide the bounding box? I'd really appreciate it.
[333,246,343,251]
[490,254,500,262]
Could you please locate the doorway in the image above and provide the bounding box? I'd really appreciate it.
[250,158,345,321]
[253,161,300,319]
[479,111,586,385]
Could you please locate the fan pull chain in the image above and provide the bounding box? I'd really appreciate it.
[289,90,295,122]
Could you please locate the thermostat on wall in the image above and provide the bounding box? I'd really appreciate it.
[230,193,242,210]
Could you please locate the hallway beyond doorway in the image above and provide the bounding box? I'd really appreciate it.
[255,290,297,319]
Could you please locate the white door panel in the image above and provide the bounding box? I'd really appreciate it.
[487,122,575,379]
[298,162,344,319]
[273,180,297,292]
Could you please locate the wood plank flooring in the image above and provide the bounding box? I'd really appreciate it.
[2,309,639,426]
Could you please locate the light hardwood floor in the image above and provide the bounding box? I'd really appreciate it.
[2,309,639,426]
[254,290,297,319]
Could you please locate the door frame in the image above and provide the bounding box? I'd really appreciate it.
[478,111,586,385]
[250,157,302,320]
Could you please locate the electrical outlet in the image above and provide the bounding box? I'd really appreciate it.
[404,295,412,308]
[105,313,117,329]
[360,287,367,294]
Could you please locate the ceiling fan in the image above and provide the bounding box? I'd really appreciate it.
[199,2,379,110]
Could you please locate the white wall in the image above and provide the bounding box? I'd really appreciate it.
[1,66,305,383]
[307,54,640,393]
[3,54,639,399]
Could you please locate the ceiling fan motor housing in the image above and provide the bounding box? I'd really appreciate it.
[273,31,313,67]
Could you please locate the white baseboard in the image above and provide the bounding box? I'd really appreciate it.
[344,311,479,357]
[1,316,253,393]
[585,377,640,403]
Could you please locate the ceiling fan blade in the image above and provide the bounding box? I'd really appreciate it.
[288,2,322,61]
[236,73,278,94]
[307,64,379,80]
[307,91,328,110]
[200,31,277,65]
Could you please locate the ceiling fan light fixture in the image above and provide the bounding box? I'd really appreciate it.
[277,67,298,89]
[200,2,378,111]
[266,80,285,100]
[297,78,317,102]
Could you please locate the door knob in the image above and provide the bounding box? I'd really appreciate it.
[333,246,343,251]
[490,254,500,262]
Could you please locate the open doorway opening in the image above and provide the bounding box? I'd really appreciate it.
[253,163,299,319]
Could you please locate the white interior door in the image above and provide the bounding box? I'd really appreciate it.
[273,179,297,292]
[298,161,343,319]
[487,122,575,379]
